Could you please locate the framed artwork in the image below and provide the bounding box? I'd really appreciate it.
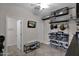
[27,21,36,28]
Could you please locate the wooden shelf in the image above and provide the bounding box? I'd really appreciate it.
[49,20,69,24]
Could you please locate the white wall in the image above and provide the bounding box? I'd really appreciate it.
[0,16,6,36]
[43,20,50,44]
[22,16,44,45]
[69,20,76,45]
[0,4,44,48]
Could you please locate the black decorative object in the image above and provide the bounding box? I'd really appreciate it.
[27,21,36,28]
[54,24,57,29]
[50,24,58,30]
[60,24,66,31]
[0,35,5,56]
[55,7,69,17]
[50,24,54,30]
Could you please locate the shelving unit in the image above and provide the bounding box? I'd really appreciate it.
[49,32,69,49]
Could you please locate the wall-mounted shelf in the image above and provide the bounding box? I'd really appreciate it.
[49,20,69,24]
[42,7,69,20]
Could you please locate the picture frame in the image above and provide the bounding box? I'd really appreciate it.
[27,21,36,28]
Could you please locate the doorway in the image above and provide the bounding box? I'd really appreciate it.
[6,17,22,55]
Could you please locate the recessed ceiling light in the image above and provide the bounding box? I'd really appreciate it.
[35,3,50,10]
[40,3,49,9]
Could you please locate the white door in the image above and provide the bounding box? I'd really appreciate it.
[6,17,17,46]
[17,20,22,50]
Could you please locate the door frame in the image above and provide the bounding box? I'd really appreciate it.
[17,19,22,50]
[6,16,24,54]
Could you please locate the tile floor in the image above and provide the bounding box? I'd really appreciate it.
[7,44,66,56]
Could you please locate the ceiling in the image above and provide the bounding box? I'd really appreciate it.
[0,3,76,18]
[19,3,75,18]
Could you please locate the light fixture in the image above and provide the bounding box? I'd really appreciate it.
[35,3,50,10]
[40,3,50,9]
